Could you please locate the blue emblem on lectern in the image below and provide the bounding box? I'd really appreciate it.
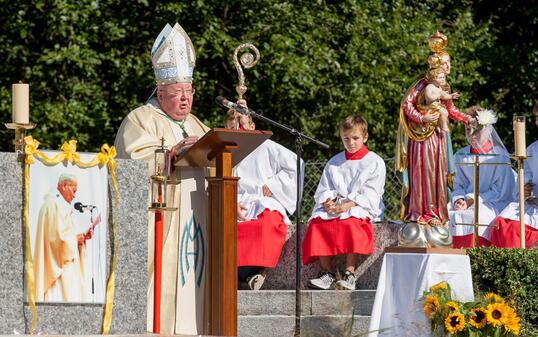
[179,215,205,287]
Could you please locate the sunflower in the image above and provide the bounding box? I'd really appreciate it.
[429,282,448,292]
[486,303,508,327]
[445,312,465,334]
[469,307,487,329]
[423,295,440,318]
[484,292,505,303]
[444,301,460,313]
[503,306,521,335]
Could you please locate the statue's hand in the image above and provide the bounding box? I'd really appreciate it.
[422,113,439,123]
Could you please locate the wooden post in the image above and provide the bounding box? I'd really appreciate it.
[207,145,239,336]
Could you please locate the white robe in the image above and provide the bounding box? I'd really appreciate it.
[309,150,386,222]
[449,145,516,239]
[33,191,86,302]
[497,140,538,228]
[235,139,302,224]
[114,98,209,334]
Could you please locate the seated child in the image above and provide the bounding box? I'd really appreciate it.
[302,115,386,290]
[423,67,460,132]
[225,103,302,290]
[448,106,515,247]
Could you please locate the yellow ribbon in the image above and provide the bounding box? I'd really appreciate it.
[23,156,37,333]
[22,136,119,334]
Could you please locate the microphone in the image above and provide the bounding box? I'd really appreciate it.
[74,202,96,213]
[215,96,250,115]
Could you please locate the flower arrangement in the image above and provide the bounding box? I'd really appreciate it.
[423,281,521,336]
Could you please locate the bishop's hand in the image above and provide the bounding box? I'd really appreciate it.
[173,136,199,154]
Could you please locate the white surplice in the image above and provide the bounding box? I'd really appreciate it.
[236,139,302,224]
[114,98,210,335]
[449,145,515,238]
[309,150,386,222]
[497,140,538,228]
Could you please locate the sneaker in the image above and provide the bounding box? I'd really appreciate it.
[246,273,266,290]
[336,271,356,290]
[307,271,336,290]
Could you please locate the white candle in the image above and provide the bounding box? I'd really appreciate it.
[513,116,526,157]
[12,82,30,124]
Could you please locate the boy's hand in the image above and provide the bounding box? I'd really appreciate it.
[262,185,273,197]
[465,198,474,208]
[524,182,535,198]
[323,198,336,212]
[332,200,357,215]
[237,203,248,221]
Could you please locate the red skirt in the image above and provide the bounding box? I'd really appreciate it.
[452,235,491,248]
[490,217,538,248]
[302,216,374,265]
[237,209,287,267]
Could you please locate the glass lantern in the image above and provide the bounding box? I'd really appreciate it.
[150,138,170,209]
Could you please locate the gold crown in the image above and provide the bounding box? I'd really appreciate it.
[428,31,448,53]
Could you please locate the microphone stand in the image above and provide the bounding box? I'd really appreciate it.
[232,104,329,336]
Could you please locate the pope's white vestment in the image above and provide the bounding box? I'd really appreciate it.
[34,191,86,302]
[114,98,209,334]
[448,145,515,243]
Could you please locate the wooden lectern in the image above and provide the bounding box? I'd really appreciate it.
[175,128,272,336]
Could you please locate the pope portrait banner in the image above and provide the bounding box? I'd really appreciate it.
[22,136,118,334]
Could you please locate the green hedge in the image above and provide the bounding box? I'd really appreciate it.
[468,247,538,337]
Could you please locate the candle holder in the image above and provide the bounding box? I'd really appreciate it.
[511,115,527,248]
[5,122,36,153]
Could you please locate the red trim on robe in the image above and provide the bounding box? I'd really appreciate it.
[301,216,374,265]
[490,217,538,248]
[470,141,493,154]
[452,235,491,248]
[237,209,287,267]
[345,146,369,160]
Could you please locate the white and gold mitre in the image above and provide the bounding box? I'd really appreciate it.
[151,23,196,85]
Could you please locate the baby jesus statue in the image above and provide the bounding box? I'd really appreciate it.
[423,67,461,132]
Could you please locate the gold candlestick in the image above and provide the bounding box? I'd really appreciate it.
[512,116,526,248]
[5,122,36,153]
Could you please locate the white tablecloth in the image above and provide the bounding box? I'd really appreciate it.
[367,253,474,337]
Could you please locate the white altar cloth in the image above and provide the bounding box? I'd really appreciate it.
[367,253,474,337]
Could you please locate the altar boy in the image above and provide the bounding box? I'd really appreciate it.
[302,115,385,290]
[226,105,302,290]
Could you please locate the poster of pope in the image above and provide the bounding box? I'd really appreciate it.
[28,151,108,303]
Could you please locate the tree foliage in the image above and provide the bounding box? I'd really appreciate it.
[0,0,536,159]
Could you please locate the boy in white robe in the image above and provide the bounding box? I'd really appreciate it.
[448,107,515,247]
[302,115,385,290]
[491,102,538,247]
[226,106,302,290]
